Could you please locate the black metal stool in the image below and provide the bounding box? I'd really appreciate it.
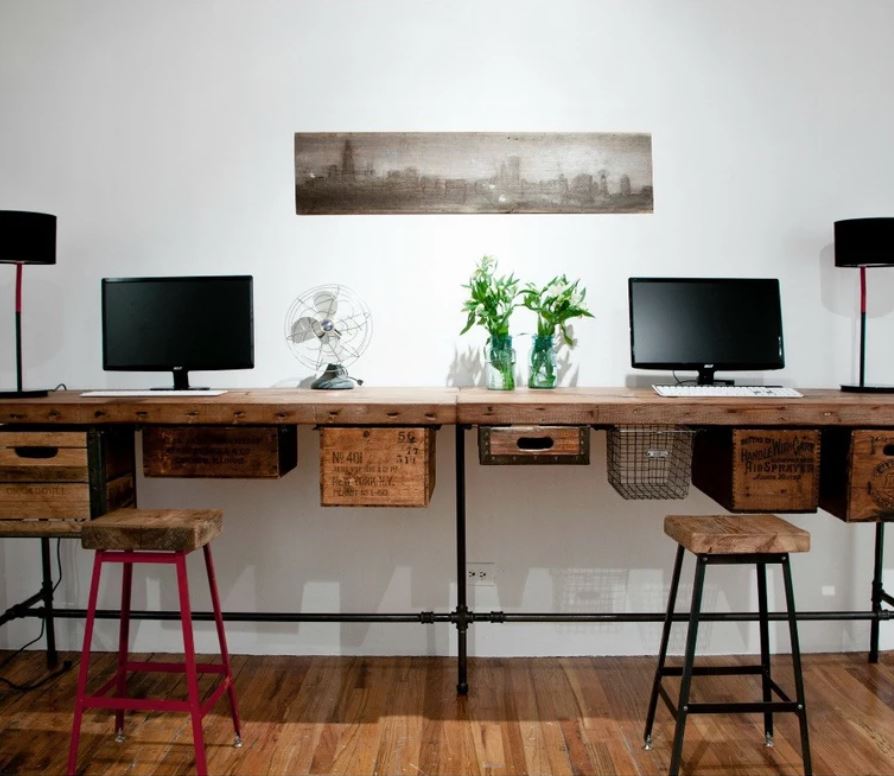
[643,514,812,776]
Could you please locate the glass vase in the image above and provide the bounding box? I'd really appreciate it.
[529,334,557,389]
[485,335,516,390]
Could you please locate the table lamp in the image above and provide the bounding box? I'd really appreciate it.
[835,217,894,393]
[0,210,56,398]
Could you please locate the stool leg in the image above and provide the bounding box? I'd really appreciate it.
[175,552,208,776]
[203,544,242,746]
[669,554,707,776]
[757,561,774,746]
[67,551,105,776]
[644,543,685,749]
[114,561,133,742]
[782,554,812,776]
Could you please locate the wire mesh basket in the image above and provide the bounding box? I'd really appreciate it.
[606,425,695,500]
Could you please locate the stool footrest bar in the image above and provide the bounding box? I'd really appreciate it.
[686,701,800,715]
[124,660,227,675]
[660,665,764,677]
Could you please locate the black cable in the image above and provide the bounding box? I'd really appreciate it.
[0,538,72,693]
[52,383,67,391]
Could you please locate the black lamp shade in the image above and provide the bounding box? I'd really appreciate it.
[835,217,894,268]
[0,210,56,265]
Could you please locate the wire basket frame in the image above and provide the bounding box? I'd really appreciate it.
[606,425,695,500]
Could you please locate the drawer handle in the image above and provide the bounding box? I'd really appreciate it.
[516,436,555,451]
[13,446,60,459]
[884,444,894,456]
[645,449,670,459]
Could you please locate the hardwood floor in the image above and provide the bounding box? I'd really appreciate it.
[1,651,892,775]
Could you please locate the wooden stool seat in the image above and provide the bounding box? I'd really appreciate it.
[664,514,810,556]
[81,508,222,552]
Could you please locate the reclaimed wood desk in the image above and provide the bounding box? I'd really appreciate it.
[1,387,892,693]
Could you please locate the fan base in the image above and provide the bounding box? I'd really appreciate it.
[311,364,358,390]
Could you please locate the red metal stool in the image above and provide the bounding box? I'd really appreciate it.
[67,508,241,776]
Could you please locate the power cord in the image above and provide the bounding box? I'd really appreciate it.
[0,538,73,692]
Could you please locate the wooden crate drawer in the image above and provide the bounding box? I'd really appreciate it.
[0,431,89,481]
[478,426,589,465]
[143,426,297,478]
[320,427,435,507]
[820,429,894,522]
[692,428,820,513]
[0,428,135,532]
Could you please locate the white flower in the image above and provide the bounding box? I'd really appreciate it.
[546,281,565,299]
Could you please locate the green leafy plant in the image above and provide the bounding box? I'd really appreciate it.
[460,255,520,338]
[521,274,594,346]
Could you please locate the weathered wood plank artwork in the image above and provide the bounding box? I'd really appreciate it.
[295,132,653,214]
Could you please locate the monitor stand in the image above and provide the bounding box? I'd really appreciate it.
[696,366,733,386]
[152,369,208,391]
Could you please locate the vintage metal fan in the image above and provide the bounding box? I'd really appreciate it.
[284,284,372,389]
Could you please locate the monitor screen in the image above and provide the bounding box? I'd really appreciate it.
[629,277,784,384]
[102,275,253,388]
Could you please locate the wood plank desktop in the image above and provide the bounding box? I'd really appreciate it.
[1,386,893,427]
[457,386,894,426]
[0,387,459,426]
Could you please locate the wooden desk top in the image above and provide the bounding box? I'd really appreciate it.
[0,386,892,427]
[0,388,459,426]
[456,387,894,426]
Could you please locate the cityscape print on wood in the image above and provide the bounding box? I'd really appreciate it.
[295,132,653,215]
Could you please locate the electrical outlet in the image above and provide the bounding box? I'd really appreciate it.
[467,562,496,586]
[822,585,836,597]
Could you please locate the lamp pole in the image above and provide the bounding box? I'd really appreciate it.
[15,262,23,392]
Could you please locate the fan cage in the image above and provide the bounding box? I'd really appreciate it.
[606,425,695,500]
[283,284,372,371]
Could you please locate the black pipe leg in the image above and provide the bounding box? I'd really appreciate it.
[870,523,885,664]
[782,554,812,776]
[669,554,706,776]
[40,538,58,669]
[455,424,469,695]
[757,561,773,746]
[644,543,685,749]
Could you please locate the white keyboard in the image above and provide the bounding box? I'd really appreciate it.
[81,390,227,397]
[652,385,803,398]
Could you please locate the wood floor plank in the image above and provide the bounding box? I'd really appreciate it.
[1,650,893,775]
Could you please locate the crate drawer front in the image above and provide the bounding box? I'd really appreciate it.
[821,429,894,521]
[0,431,89,482]
[479,426,589,465]
[693,429,820,513]
[0,483,91,520]
[143,426,297,478]
[320,427,435,507]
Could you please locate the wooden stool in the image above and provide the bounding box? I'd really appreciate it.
[643,515,812,776]
[67,509,241,776]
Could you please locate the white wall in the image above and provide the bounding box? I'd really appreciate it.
[1,0,893,657]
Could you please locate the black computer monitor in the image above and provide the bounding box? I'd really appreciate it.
[102,275,254,390]
[628,277,784,385]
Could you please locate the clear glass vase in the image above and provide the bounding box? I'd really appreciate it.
[486,335,516,390]
[529,334,557,388]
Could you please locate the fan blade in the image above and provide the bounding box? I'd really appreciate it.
[313,290,338,318]
[288,316,321,344]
